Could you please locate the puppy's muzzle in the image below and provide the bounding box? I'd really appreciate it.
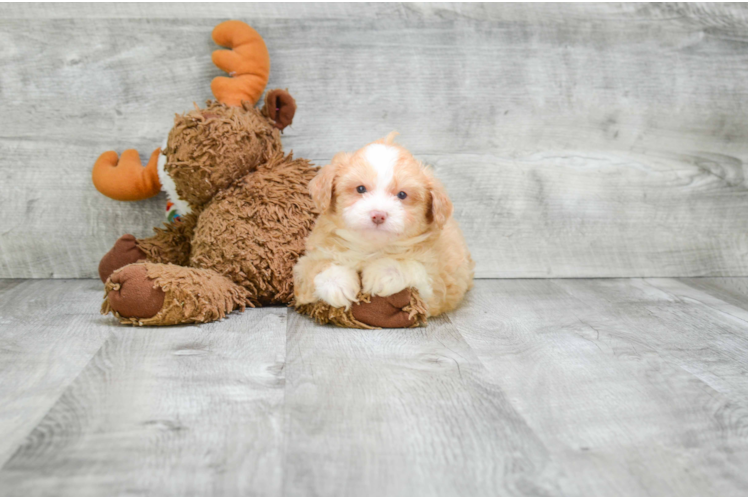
[370,211,387,225]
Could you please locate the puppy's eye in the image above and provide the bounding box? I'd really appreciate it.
[397,191,407,200]
[356,185,366,194]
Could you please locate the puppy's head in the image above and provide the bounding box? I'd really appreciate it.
[309,133,453,240]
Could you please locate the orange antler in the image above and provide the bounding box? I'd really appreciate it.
[211,20,270,107]
[92,148,162,201]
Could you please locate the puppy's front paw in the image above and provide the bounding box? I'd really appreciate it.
[361,259,409,298]
[362,259,434,300]
[314,264,360,309]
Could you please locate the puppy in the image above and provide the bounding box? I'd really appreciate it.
[294,133,474,319]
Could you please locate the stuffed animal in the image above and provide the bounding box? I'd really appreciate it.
[93,20,422,328]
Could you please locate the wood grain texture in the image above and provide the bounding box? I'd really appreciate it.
[2,277,748,494]
[558,279,748,409]
[449,279,748,495]
[0,306,287,496]
[4,3,748,25]
[2,3,748,278]
[677,277,748,311]
[282,310,561,496]
[646,278,748,332]
[0,280,112,470]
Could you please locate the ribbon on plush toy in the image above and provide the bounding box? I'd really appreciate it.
[165,201,182,224]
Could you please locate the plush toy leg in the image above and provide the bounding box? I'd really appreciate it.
[102,262,251,326]
[98,213,199,283]
[296,288,428,329]
[98,234,148,282]
[136,212,198,268]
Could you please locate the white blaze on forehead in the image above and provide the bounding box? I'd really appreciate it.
[364,144,399,191]
[342,144,405,234]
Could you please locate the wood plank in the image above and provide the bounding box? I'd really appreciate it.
[423,152,748,278]
[282,310,562,496]
[645,278,748,330]
[677,277,748,311]
[0,306,287,496]
[0,2,435,19]
[3,4,748,278]
[3,3,748,26]
[557,278,748,408]
[0,279,24,294]
[0,280,113,470]
[449,279,748,495]
[2,277,748,495]
[0,142,168,278]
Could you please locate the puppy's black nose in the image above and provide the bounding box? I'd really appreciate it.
[371,211,387,225]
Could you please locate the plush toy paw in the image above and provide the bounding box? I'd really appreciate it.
[98,234,147,282]
[104,264,165,320]
[103,262,250,326]
[351,289,417,328]
[296,288,428,329]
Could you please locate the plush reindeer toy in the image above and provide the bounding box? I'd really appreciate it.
[93,20,423,328]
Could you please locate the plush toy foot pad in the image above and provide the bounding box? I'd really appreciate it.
[103,262,251,326]
[98,234,147,283]
[296,288,428,329]
[104,264,165,320]
[351,289,416,328]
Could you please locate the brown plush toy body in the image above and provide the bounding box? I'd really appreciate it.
[94,21,419,328]
[99,97,317,325]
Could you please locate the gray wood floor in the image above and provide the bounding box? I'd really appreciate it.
[1,279,748,495]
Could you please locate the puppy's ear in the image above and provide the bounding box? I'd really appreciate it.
[427,176,453,228]
[309,152,349,213]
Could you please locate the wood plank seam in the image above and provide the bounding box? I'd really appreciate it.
[0,332,114,473]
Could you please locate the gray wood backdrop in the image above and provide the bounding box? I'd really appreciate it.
[2,3,748,279]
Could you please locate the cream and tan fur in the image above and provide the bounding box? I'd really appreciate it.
[294,134,474,318]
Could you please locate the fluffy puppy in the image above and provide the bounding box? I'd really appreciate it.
[294,134,474,319]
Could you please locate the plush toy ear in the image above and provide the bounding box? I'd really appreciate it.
[264,89,296,131]
[427,176,453,228]
[309,152,349,213]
